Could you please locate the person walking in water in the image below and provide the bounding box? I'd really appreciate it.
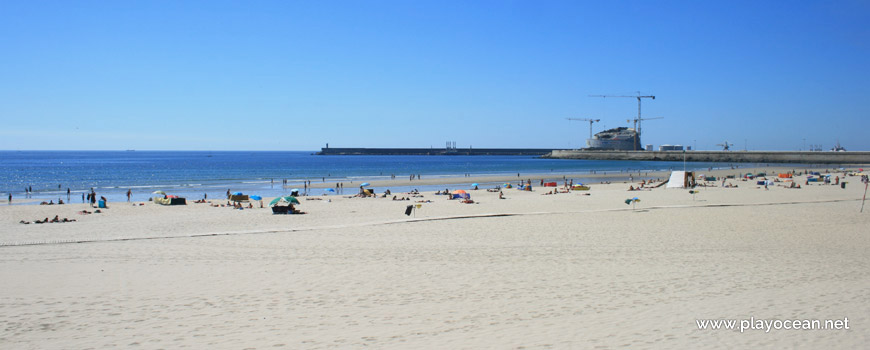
[126,189,132,202]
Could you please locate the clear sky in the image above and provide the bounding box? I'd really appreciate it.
[1,0,868,151]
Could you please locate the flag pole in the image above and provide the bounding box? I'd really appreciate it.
[861,183,868,213]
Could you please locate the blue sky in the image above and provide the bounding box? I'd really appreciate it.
[1,0,868,151]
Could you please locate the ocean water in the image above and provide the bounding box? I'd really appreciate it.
[2,151,758,203]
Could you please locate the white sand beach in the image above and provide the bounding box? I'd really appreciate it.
[1,167,868,349]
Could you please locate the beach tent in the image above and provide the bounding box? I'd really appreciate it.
[153,195,186,205]
[666,171,696,189]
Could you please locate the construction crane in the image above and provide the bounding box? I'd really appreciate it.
[716,141,733,151]
[589,93,656,136]
[566,118,600,140]
[626,116,664,132]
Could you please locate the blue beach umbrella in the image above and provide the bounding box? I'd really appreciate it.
[324,188,335,192]
[471,183,479,187]
[360,183,370,187]
[250,195,262,200]
[624,197,641,209]
[232,192,243,196]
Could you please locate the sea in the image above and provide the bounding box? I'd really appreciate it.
[2,151,765,204]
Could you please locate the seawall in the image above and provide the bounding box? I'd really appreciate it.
[317,148,553,156]
[545,150,870,164]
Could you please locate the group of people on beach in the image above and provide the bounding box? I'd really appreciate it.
[20,215,76,224]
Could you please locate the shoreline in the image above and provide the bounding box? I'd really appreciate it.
[7,162,866,205]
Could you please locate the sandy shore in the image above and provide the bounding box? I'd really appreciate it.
[297,165,827,192]
[1,166,868,349]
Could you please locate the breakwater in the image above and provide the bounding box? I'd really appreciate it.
[545,150,870,164]
[317,148,553,156]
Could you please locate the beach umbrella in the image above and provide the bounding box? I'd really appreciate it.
[250,195,262,200]
[688,190,699,201]
[269,196,300,206]
[232,192,243,196]
[360,183,370,187]
[291,188,300,192]
[624,197,640,209]
[452,190,467,194]
[152,190,166,195]
[325,188,335,192]
[471,183,479,187]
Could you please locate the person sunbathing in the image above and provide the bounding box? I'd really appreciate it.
[288,204,305,214]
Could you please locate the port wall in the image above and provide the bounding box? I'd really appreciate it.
[546,150,870,164]
[317,148,553,156]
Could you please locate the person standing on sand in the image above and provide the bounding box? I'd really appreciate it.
[67,188,70,200]
[126,189,132,202]
[8,193,11,203]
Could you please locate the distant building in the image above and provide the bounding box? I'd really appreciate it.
[686,146,692,151]
[659,144,684,151]
[645,144,653,151]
